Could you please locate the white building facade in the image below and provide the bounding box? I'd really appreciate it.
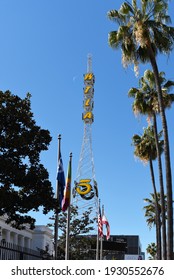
[0,215,53,257]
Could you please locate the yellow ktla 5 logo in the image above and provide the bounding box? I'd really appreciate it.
[76,179,92,195]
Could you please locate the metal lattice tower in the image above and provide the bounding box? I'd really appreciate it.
[72,54,98,235]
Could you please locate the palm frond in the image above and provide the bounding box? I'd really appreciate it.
[108,31,120,49]
[163,81,174,90]
[128,87,139,97]
[107,9,127,25]
[120,2,134,15]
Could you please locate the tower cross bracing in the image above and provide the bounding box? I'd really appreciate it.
[72,54,98,235]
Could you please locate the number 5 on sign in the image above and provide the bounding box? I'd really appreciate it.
[76,179,92,195]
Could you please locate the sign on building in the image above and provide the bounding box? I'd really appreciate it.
[124,254,144,260]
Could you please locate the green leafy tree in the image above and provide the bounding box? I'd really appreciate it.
[132,126,164,259]
[108,0,174,259]
[49,205,96,260]
[129,70,174,259]
[0,90,56,229]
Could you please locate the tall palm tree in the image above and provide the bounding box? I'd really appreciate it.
[144,193,167,228]
[108,0,174,259]
[146,242,157,260]
[132,126,164,259]
[144,193,167,259]
[128,70,174,259]
[144,193,161,230]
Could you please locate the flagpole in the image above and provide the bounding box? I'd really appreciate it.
[100,204,104,260]
[65,152,72,260]
[65,205,71,260]
[96,199,100,260]
[54,134,61,260]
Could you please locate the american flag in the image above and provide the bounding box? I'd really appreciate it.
[98,206,103,238]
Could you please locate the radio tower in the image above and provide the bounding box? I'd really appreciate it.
[72,54,99,241]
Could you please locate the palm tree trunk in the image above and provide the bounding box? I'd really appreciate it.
[152,113,167,259]
[149,158,162,260]
[148,47,173,260]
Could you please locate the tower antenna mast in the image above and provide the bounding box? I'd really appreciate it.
[72,54,99,258]
[87,53,92,73]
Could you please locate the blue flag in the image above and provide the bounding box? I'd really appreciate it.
[57,152,65,208]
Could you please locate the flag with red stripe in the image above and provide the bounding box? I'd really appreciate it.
[102,213,110,240]
[98,205,103,238]
[62,154,72,211]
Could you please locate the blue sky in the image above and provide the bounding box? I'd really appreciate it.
[0,0,174,258]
